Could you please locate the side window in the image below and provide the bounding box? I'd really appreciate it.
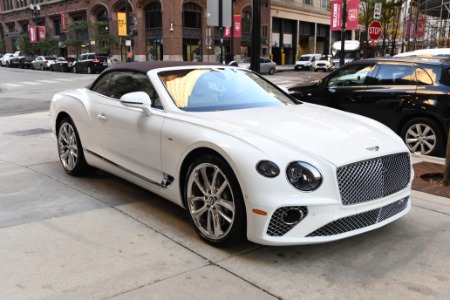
[91,71,162,109]
[91,73,111,96]
[373,64,416,85]
[327,63,374,87]
[108,72,140,99]
[416,67,433,85]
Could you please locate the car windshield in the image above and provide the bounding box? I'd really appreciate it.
[298,56,311,61]
[159,68,296,112]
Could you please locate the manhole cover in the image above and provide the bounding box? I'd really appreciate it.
[5,128,52,136]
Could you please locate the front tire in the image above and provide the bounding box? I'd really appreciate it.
[184,155,246,247]
[401,117,444,156]
[57,117,93,176]
[268,67,275,75]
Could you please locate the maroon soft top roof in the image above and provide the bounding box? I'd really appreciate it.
[106,61,222,74]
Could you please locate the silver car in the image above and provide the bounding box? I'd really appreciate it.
[31,56,56,70]
[238,57,277,75]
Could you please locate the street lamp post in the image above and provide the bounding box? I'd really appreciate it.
[30,4,41,48]
[339,0,347,68]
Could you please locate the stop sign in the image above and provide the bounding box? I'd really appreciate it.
[369,20,382,40]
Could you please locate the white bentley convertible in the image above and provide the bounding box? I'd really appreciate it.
[50,61,413,247]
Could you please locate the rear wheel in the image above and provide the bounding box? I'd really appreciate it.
[57,117,93,176]
[268,67,275,75]
[401,117,444,156]
[184,155,246,247]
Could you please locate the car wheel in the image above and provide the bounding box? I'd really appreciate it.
[401,118,443,156]
[20,63,24,69]
[268,68,275,75]
[57,117,93,176]
[87,66,93,74]
[294,66,298,71]
[314,68,318,72]
[184,154,246,247]
[72,66,77,73]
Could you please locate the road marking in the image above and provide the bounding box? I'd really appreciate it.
[1,83,21,88]
[21,81,40,85]
[36,80,58,83]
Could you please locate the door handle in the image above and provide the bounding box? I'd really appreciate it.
[97,113,108,121]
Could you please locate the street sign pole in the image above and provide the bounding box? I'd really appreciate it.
[251,0,261,73]
[339,0,347,68]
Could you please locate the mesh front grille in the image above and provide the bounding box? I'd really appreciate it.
[307,197,409,237]
[267,206,308,237]
[337,153,410,206]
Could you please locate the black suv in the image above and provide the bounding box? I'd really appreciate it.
[288,57,450,156]
[72,53,108,74]
[10,51,35,69]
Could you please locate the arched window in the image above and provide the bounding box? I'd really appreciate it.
[183,3,202,29]
[145,2,162,28]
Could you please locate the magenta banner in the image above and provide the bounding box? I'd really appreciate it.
[28,25,37,43]
[234,15,241,38]
[330,0,359,31]
[38,26,46,40]
[330,0,342,31]
[224,15,242,38]
[346,0,360,30]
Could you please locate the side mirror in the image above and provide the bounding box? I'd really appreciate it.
[120,91,152,115]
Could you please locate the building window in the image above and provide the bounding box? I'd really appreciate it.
[183,3,202,29]
[321,0,328,9]
[262,25,268,38]
[304,0,312,5]
[145,2,162,28]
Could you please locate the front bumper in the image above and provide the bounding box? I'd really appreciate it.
[246,189,411,246]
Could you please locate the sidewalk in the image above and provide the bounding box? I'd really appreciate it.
[1,111,450,299]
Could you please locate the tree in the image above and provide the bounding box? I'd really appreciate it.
[92,21,118,54]
[17,33,34,53]
[65,20,89,56]
[37,37,59,56]
[360,0,404,57]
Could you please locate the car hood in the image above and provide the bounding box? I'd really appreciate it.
[190,103,407,167]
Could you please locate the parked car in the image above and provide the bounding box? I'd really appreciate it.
[72,53,108,74]
[238,57,277,75]
[288,57,450,156]
[50,61,412,247]
[294,54,321,71]
[50,57,77,72]
[0,53,14,67]
[10,51,35,69]
[31,56,56,70]
[312,55,334,72]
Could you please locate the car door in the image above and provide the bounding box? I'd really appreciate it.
[360,62,417,130]
[88,71,166,184]
[294,61,376,114]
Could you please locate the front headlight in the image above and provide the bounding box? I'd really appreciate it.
[256,160,280,178]
[286,162,322,191]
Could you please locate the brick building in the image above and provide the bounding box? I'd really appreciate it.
[0,0,272,63]
[0,0,334,65]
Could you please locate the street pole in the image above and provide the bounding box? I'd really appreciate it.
[339,0,347,67]
[251,0,261,73]
[219,0,224,63]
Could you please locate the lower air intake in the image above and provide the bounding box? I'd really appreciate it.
[307,197,408,237]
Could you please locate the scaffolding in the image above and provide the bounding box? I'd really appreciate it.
[404,0,450,50]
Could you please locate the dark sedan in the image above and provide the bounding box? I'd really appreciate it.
[288,57,450,156]
[50,57,76,72]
